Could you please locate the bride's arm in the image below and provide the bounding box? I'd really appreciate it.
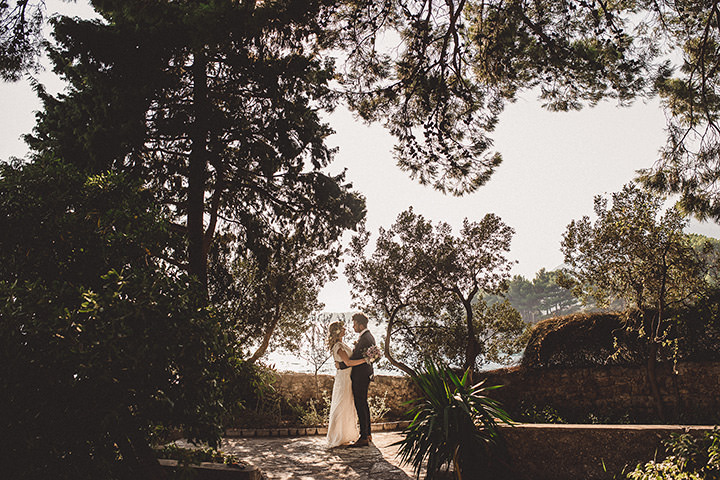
[337,348,366,367]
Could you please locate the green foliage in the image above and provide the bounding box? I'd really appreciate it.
[223,362,305,429]
[0,0,45,80]
[560,183,709,420]
[156,444,242,467]
[396,358,513,480]
[299,390,332,427]
[522,312,645,368]
[8,0,720,218]
[627,428,720,480]
[399,297,528,372]
[347,207,521,377]
[627,460,703,480]
[493,269,581,323]
[561,183,704,315]
[298,390,389,427]
[369,391,391,424]
[210,232,339,362]
[0,158,238,479]
[518,403,566,425]
[31,0,366,295]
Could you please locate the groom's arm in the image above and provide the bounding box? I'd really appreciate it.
[350,333,372,360]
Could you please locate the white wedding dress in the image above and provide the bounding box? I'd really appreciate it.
[326,341,359,447]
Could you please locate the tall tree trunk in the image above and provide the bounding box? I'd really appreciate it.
[646,341,666,422]
[188,48,209,294]
[248,304,282,363]
[383,305,416,377]
[459,287,479,382]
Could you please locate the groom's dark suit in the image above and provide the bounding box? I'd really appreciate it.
[349,329,375,440]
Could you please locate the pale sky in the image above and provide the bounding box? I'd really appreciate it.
[319,99,720,312]
[3,1,720,315]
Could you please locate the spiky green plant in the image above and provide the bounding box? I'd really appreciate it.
[395,358,513,479]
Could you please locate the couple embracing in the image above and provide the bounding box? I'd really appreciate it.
[326,312,380,448]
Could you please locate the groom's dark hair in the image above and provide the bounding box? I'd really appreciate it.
[352,312,369,327]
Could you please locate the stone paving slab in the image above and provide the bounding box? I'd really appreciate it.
[177,432,422,480]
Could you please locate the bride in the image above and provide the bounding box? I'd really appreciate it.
[326,320,367,448]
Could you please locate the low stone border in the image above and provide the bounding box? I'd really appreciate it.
[159,458,263,480]
[225,420,411,438]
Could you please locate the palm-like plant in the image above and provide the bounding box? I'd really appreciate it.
[395,358,513,480]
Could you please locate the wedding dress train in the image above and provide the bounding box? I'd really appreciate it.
[326,341,359,447]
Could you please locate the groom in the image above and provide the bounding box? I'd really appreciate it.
[349,312,375,447]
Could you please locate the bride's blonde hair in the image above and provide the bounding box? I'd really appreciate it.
[326,321,345,351]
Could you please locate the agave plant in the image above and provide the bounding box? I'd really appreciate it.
[395,358,513,480]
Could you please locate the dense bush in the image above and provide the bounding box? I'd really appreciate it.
[521,312,644,368]
[0,160,239,479]
[223,364,393,428]
[627,427,720,480]
[522,309,720,369]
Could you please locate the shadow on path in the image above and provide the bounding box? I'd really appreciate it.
[192,431,419,480]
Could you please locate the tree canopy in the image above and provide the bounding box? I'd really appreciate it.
[0,0,46,80]
[346,207,524,377]
[0,157,239,479]
[6,1,720,219]
[560,182,709,420]
[493,269,580,323]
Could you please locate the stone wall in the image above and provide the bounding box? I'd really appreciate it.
[274,372,420,419]
[482,361,720,423]
[275,361,720,423]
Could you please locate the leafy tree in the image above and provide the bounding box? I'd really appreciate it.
[688,233,720,286]
[501,274,537,322]
[397,297,527,372]
[497,269,581,323]
[532,268,580,318]
[465,1,720,221]
[28,0,366,296]
[347,207,519,379]
[0,157,238,480]
[209,230,341,363]
[346,221,426,377]
[0,0,46,81]
[9,1,720,222]
[560,182,708,420]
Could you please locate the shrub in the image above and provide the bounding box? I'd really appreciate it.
[299,390,332,426]
[627,427,720,480]
[396,358,513,480]
[522,308,720,369]
[521,312,646,368]
[369,391,391,423]
[518,403,565,424]
[156,444,242,466]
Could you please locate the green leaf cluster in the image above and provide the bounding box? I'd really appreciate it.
[0,158,240,479]
[396,358,512,480]
[627,427,720,480]
[346,207,525,377]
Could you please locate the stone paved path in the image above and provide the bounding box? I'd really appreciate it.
[180,432,422,480]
